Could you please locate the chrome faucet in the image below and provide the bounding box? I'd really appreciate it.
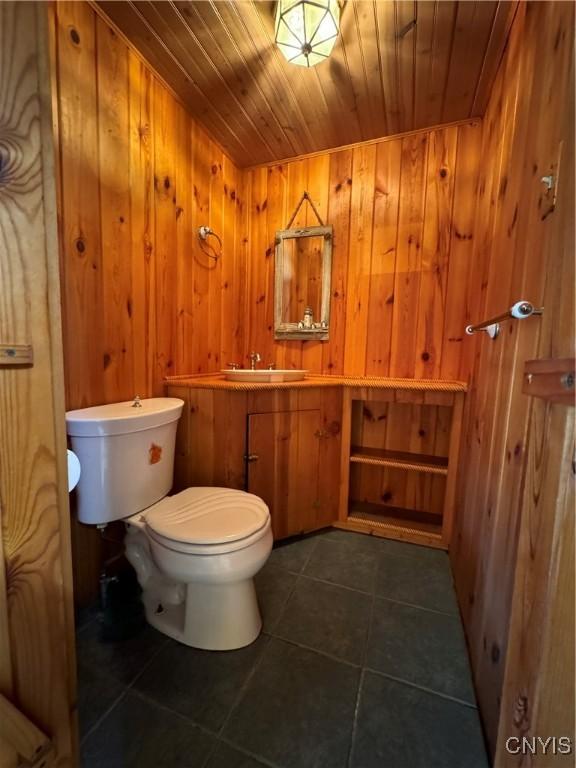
[249,351,261,370]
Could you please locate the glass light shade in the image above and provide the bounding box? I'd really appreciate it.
[275,0,340,67]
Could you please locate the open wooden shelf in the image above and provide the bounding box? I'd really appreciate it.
[343,501,443,547]
[350,446,449,475]
[338,385,466,550]
[349,500,442,531]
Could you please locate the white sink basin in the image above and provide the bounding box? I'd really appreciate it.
[221,369,307,383]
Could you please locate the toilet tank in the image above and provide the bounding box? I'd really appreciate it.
[66,398,184,525]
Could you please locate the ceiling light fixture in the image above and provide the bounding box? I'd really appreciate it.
[275,0,340,68]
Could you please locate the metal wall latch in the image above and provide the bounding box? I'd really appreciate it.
[522,358,575,405]
[0,344,33,366]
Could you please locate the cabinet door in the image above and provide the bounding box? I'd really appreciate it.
[247,410,321,539]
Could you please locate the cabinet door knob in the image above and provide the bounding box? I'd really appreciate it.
[244,453,259,463]
[314,429,328,439]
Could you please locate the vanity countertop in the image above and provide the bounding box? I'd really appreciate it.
[164,373,468,393]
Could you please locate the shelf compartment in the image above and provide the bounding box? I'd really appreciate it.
[349,459,446,517]
[338,388,465,549]
[346,500,443,547]
[350,446,449,475]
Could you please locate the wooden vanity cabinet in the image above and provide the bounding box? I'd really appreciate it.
[166,378,465,549]
[166,384,343,540]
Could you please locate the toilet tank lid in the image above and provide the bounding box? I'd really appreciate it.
[66,398,184,437]
[145,487,269,545]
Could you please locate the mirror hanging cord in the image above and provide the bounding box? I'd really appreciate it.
[286,191,325,228]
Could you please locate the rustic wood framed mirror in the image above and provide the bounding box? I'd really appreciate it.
[274,224,333,340]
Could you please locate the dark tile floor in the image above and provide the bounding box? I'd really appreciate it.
[77,529,489,768]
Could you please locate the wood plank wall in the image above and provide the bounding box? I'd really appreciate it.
[51,1,245,604]
[449,1,575,756]
[240,122,483,380]
[494,28,574,759]
[54,1,244,404]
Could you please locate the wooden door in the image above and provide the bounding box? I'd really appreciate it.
[0,3,77,765]
[247,410,321,539]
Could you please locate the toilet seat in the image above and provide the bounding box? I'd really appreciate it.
[143,487,270,555]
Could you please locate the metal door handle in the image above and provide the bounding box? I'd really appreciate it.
[244,453,259,463]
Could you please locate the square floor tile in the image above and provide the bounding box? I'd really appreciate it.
[77,662,125,740]
[255,564,298,632]
[351,672,488,768]
[267,536,318,573]
[375,551,458,614]
[205,742,269,768]
[320,530,449,565]
[81,691,214,768]
[317,529,389,555]
[366,599,474,702]
[75,602,101,633]
[223,638,360,768]
[77,620,167,686]
[381,540,450,565]
[275,577,372,664]
[133,635,268,731]
[76,529,479,768]
[303,539,378,593]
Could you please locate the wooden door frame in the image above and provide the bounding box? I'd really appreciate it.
[0,2,77,765]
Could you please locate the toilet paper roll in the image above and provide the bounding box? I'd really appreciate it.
[67,449,81,492]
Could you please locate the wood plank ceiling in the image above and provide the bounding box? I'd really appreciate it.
[95,0,517,167]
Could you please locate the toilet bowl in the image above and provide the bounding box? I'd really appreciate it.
[66,397,272,650]
[125,487,272,649]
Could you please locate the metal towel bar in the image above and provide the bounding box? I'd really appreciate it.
[466,300,543,339]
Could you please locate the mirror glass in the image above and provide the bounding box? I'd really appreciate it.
[274,225,332,340]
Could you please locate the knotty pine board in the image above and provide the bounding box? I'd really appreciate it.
[242,122,482,380]
[450,1,575,756]
[495,35,575,760]
[54,0,245,412]
[96,1,516,166]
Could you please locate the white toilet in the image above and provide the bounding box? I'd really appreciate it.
[66,397,272,650]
